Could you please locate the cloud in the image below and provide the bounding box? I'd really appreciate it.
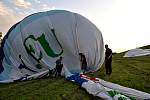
[13,0,31,8]
[33,0,41,4]
[0,2,16,33]
[30,1,56,11]
[0,1,55,35]
[40,4,56,11]
[0,2,14,16]
[0,2,27,34]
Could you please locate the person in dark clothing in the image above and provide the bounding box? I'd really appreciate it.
[55,56,63,77]
[0,32,2,46]
[79,53,87,74]
[105,44,112,75]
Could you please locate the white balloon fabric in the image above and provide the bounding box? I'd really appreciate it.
[124,48,150,57]
[0,10,104,82]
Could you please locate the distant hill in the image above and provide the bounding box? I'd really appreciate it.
[118,45,150,54]
[140,45,150,49]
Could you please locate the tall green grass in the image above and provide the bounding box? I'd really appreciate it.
[0,47,150,100]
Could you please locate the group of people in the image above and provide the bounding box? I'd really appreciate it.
[54,53,87,77]
[53,44,112,77]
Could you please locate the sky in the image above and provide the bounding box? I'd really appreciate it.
[0,0,150,53]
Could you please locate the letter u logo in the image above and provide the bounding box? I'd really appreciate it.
[24,29,63,62]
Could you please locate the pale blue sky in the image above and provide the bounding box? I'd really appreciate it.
[0,0,150,52]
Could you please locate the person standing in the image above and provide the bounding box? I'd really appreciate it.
[79,53,87,74]
[55,56,63,77]
[105,44,112,75]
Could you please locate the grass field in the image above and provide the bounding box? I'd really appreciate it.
[0,47,150,100]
